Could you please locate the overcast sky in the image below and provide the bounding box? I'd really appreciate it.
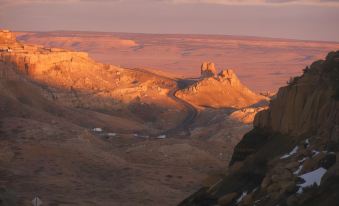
[0,0,339,41]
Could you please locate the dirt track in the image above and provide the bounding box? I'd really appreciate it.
[163,87,198,136]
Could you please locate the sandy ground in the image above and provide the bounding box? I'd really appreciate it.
[16,31,339,92]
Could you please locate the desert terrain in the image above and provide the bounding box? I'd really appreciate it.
[1,29,339,206]
[16,31,339,92]
[0,30,260,206]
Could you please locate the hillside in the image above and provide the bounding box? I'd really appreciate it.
[179,51,339,206]
[176,63,267,109]
[0,30,185,132]
[0,30,256,205]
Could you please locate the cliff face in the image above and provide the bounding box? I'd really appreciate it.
[0,30,16,44]
[254,53,339,139]
[179,51,339,206]
[0,30,182,130]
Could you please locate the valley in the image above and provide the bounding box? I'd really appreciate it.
[1,29,339,206]
[0,30,258,205]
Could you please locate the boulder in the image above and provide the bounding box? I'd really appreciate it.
[280,181,297,193]
[285,161,300,170]
[267,183,280,193]
[239,193,254,206]
[301,158,318,174]
[319,153,336,169]
[261,175,271,189]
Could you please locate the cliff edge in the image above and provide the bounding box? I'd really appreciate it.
[179,51,339,206]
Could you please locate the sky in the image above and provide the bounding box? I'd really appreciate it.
[0,0,339,41]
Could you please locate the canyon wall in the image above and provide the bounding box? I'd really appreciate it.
[254,52,339,139]
[180,51,339,206]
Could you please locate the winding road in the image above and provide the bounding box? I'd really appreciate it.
[163,87,198,136]
[129,67,199,137]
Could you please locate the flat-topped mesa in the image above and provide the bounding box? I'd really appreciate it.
[201,61,217,78]
[0,29,16,44]
[0,30,91,76]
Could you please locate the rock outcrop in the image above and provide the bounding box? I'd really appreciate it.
[201,62,217,78]
[179,51,339,206]
[0,30,16,44]
[177,65,267,109]
[230,106,268,124]
[254,52,339,139]
[0,30,180,130]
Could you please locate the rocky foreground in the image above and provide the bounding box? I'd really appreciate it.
[180,51,339,206]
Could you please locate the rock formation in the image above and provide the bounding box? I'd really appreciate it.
[201,62,217,78]
[0,30,254,206]
[0,30,180,131]
[254,53,339,138]
[230,106,268,124]
[177,65,267,109]
[0,30,16,44]
[179,51,339,206]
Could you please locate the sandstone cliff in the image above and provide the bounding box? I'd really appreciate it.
[0,30,183,131]
[177,64,266,109]
[179,51,339,206]
[254,52,339,139]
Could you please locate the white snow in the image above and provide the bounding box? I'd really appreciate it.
[297,167,327,194]
[293,164,303,175]
[298,157,308,163]
[236,191,247,204]
[280,146,299,159]
[312,150,320,157]
[92,128,103,132]
[157,135,167,139]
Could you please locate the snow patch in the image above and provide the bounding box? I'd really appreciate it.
[236,191,247,204]
[107,133,116,137]
[298,157,308,163]
[157,135,167,139]
[92,128,103,132]
[297,167,327,194]
[312,150,320,157]
[293,164,303,175]
[280,146,299,159]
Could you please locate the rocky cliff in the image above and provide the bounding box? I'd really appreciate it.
[179,51,339,206]
[0,30,183,131]
[177,64,266,109]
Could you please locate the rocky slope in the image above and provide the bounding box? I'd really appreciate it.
[179,51,339,206]
[0,30,256,206]
[0,30,184,132]
[176,63,267,109]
